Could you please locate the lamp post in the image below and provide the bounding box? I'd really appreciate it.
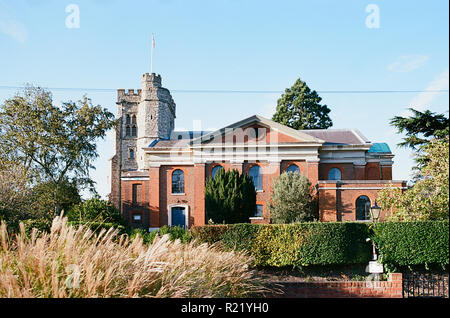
[366,200,383,281]
[369,200,381,260]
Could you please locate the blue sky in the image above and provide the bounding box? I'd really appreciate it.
[1,0,448,199]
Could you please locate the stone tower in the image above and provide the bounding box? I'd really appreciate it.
[109,73,176,207]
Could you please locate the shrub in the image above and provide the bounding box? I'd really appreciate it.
[0,216,271,298]
[131,225,192,245]
[373,220,449,271]
[66,196,125,227]
[268,172,315,223]
[205,169,256,224]
[192,222,372,268]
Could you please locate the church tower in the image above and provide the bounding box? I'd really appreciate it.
[109,73,176,208]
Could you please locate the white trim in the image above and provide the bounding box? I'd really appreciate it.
[168,204,189,227]
[318,187,408,190]
[121,177,149,181]
[249,217,264,220]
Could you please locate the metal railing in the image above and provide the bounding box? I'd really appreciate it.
[402,273,449,298]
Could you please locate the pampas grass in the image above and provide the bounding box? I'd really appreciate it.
[0,216,270,298]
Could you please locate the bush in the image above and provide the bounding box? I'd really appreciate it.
[130,225,192,245]
[373,220,449,271]
[66,196,124,227]
[268,172,315,223]
[0,216,271,298]
[192,222,372,268]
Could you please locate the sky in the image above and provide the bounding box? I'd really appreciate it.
[0,0,448,199]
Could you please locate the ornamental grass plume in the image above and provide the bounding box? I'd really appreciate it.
[0,215,270,298]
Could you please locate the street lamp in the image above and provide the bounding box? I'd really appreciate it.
[369,200,381,222]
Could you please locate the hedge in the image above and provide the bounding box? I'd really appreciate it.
[192,221,450,269]
[191,222,372,267]
[372,220,449,271]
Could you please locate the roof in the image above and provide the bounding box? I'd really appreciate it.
[191,115,325,145]
[302,129,370,145]
[368,143,391,153]
[149,131,210,148]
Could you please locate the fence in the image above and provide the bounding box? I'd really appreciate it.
[402,273,449,298]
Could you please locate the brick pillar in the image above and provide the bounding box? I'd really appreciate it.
[381,164,393,180]
[307,160,319,186]
[389,273,403,298]
[148,166,160,227]
[193,163,206,226]
[354,163,366,180]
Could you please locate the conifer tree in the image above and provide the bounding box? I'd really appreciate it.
[205,169,256,224]
[272,78,332,130]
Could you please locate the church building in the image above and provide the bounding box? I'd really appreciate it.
[109,72,406,229]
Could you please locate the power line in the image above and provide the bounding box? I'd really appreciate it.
[0,85,448,94]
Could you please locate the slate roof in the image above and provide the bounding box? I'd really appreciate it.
[301,129,370,145]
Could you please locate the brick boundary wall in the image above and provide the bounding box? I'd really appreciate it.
[270,273,403,298]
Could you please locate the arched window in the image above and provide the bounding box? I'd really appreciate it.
[125,114,131,125]
[129,148,135,159]
[356,196,371,221]
[172,169,185,194]
[211,165,224,179]
[328,168,342,180]
[286,164,300,174]
[249,165,263,191]
[131,115,136,125]
[125,125,131,136]
[131,125,137,137]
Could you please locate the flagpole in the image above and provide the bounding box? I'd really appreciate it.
[151,34,154,74]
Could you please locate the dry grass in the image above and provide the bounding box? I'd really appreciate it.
[0,216,270,298]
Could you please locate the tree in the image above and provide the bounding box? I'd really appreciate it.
[272,78,333,130]
[0,162,34,227]
[205,169,256,224]
[390,108,449,150]
[0,86,116,215]
[378,137,449,221]
[268,172,315,223]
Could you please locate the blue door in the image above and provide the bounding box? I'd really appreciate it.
[171,207,186,227]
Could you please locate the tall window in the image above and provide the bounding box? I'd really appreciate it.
[286,164,300,174]
[125,115,131,137]
[129,148,135,159]
[356,196,371,220]
[249,165,263,191]
[172,169,185,194]
[211,165,224,179]
[132,184,142,205]
[328,168,342,180]
[131,125,137,137]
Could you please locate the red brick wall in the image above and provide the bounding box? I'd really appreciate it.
[270,273,403,298]
[318,181,407,222]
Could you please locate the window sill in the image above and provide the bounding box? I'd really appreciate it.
[256,190,264,193]
[171,193,186,196]
[249,217,264,220]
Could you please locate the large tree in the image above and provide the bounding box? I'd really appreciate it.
[0,86,116,215]
[272,78,333,130]
[205,169,256,224]
[390,108,449,150]
[390,108,449,174]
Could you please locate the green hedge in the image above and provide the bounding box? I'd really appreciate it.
[191,222,372,268]
[373,220,449,271]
